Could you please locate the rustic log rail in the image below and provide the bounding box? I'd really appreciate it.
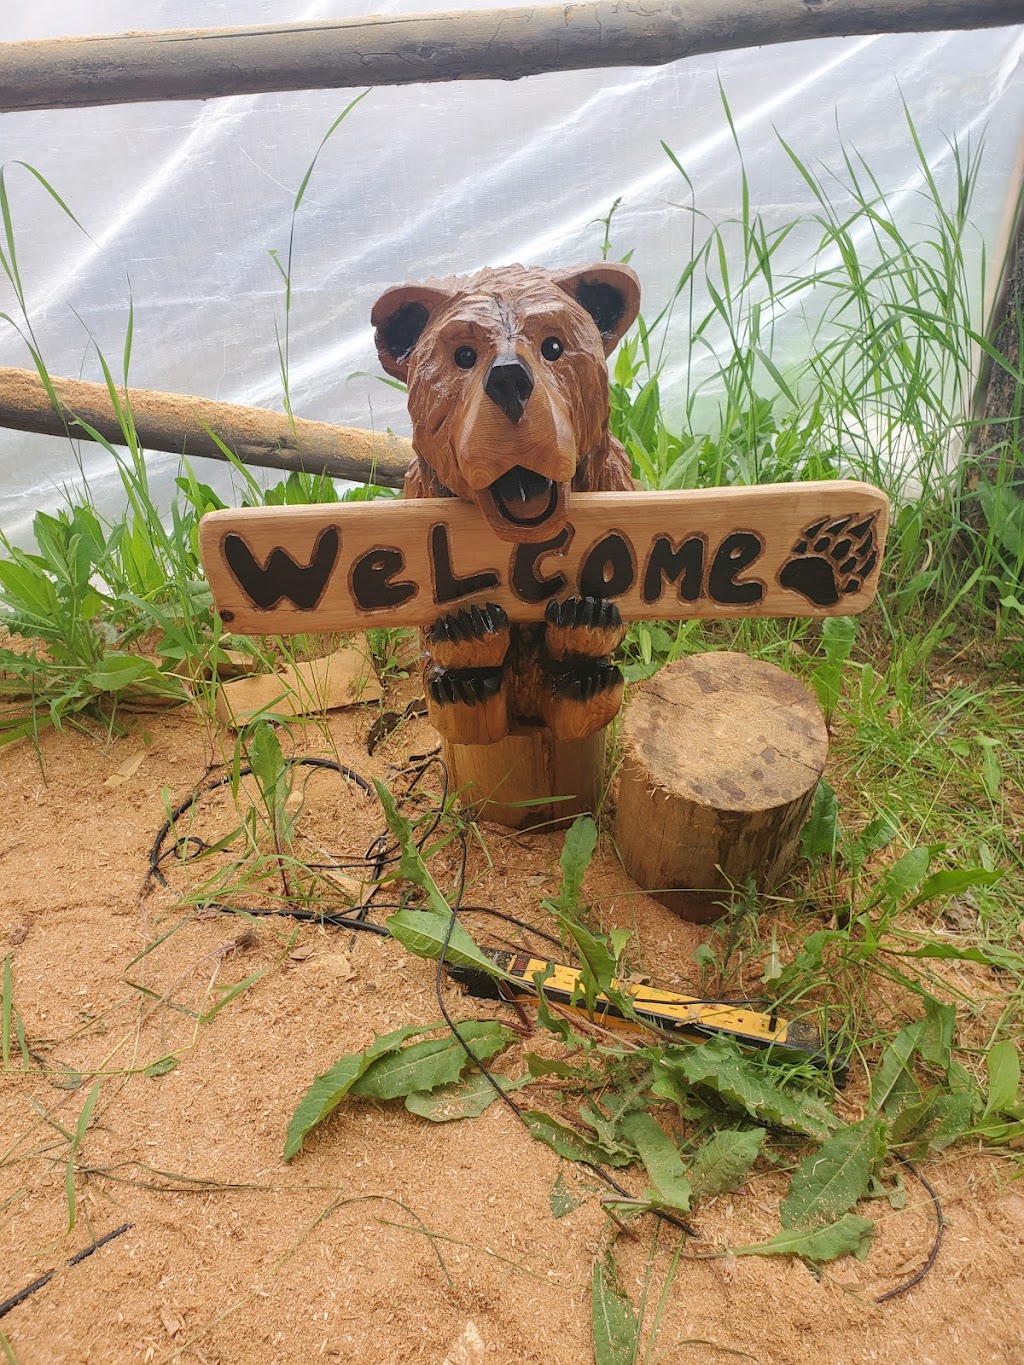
[0,0,1018,113]
[0,367,411,488]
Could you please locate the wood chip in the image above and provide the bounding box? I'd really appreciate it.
[103,750,147,786]
[215,637,382,728]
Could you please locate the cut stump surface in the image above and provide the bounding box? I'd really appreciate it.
[614,651,827,921]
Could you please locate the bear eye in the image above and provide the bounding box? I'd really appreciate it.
[454,345,477,369]
[541,336,563,361]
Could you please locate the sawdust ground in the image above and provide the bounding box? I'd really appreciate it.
[1,694,1022,1365]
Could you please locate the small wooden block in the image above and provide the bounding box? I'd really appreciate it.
[614,652,828,922]
[199,482,889,635]
[443,725,605,830]
[215,640,381,728]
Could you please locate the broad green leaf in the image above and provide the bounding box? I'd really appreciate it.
[373,779,452,917]
[247,721,287,803]
[283,1022,437,1159]
[889,1090,973,1151]
[550,815,597,915]
[387,908,505,977]
[733,1214,874,1264]
[84,654,169,692]
[521,1110,634,1167]
[870,1021,923,1115]
[984,1040,1021,1119]
[800,778,840,860]
[811,616,857,716]
[664,1038,833,1141]
[919,997,956,1071]
[620,1111,692,1212]
[350,1022,511,1101]
[906,867,1002,910]
[688,1127,764,1200]
[780,1118,886,1229]
[592,1253,638,1365]
[562,916,621,1014]
[526,1053,579,1079]
[891,941,1024,973]
[873,847,930,910]
[405,1070,528,1123]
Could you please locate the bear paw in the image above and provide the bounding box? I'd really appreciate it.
[428,602,510,670]
[425,666,509,745]
[543,596,626,662]
[540,661,624,741]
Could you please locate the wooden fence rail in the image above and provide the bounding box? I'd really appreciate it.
[1,0,1019,113]
[0,368,411,488]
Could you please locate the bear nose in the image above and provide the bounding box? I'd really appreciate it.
[484,357,534,425]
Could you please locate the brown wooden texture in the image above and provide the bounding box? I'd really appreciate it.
[0,367,410,488]
[614,652,828,923]
[442,726,605,829]
[199,481,889,634]
[374,263,638,544]
[0,1,1016,112]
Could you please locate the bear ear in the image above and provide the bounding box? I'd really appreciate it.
[371,283,453,380]
[551,263,641,356]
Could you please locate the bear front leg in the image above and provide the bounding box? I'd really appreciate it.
[424,603,511,745]
[539,596,626,742]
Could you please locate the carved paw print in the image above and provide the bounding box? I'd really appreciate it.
[779,513,880,607]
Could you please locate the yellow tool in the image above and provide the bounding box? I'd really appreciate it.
[448,948,846,1083]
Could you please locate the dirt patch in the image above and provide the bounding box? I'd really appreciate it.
[1,699,1022,1365]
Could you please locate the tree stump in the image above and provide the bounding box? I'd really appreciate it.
[442,725,604,830]
[614,652,827,923]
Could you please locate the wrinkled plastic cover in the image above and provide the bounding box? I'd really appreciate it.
[1,3,1022,544]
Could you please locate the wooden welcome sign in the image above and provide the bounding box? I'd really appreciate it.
[199,481,889,634]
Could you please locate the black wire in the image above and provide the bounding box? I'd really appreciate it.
[873,1154,944,1303]
[0,1223,132,1321]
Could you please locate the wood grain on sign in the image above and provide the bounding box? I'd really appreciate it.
[199,481,889,635]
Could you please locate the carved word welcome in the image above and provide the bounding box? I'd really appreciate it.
[199,482,889,634]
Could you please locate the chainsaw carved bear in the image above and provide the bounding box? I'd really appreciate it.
[372,263,640,746]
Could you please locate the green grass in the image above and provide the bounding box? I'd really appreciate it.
[1,98,1023,1362]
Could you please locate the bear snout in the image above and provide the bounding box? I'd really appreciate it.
[484,356,534,425]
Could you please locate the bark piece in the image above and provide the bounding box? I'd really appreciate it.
[215,639,381,727]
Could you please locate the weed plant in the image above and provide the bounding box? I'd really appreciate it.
[1,100,1023,1363]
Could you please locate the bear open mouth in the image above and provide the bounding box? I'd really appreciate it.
[489,466,560,528]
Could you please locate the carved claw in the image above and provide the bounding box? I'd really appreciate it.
[427,666,504,707]
[425,666,509,744]
[428,602,511,670]
[429,602,509,644]
[544,595,622,630]
[539,661,624,741]
[543,595,627,662]
[548,661,623,702]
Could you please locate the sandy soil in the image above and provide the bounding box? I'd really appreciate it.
[1,692,1022,1365]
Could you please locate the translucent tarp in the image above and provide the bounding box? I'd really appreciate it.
[1,3,1022,544]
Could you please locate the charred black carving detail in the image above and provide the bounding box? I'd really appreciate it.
[223,526,339,610]
[779,512,880,607]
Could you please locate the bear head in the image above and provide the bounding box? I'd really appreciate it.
[371,262,640,542]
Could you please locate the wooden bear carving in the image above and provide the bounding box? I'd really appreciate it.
[371,263,641,746]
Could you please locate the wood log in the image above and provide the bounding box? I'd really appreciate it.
[442,725,604,829]
[614,651,827,923]
[0,1,1017,112]
[0,366,410,489]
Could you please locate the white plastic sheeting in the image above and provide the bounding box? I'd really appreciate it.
[1,3,1023,544]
